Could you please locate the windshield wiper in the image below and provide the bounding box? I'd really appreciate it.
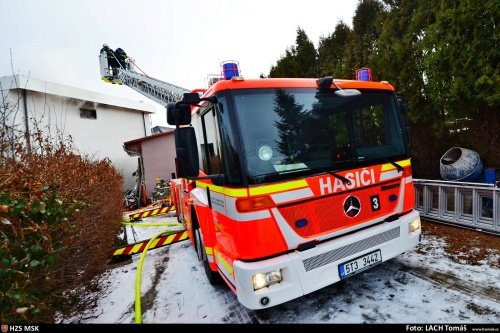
[387,159,404,173]
[325,170,351,185]
[325,169,351,185]
[309,167,351,185]
[275,163,352,185]
[250,166,351,185]
[362,152,404,173]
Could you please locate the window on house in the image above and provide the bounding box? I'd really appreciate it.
[80,108,97,119]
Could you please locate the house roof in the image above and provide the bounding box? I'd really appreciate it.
[0,74,156,114]
[152,125,173,134]
[123,129,175,156]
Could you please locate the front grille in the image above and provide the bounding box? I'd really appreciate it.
[277,181,400,238]
[302,226,400,272]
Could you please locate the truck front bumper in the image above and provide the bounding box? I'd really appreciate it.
[233,210,421,309]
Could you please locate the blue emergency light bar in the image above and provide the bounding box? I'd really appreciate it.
[356,67,372,81]
[221,61,240,80]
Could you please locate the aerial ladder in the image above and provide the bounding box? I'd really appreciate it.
[99,45,192,259]
[98,44,191,105]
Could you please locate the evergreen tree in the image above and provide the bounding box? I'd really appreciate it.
[270,48,298,78]
[422,0,499,120]
[269,27,317,78]
[266,0,500,176]
[373,0,436,125]
[318,22,352,78]
[295,28,318,77]
[344,0,384,77]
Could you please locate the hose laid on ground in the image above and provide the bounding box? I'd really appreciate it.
[121,215,185,323]
[134,228,182,324]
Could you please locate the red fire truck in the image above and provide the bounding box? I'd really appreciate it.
[168,65,421,309]
[98,48,421,309]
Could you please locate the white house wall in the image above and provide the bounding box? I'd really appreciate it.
[2,85,153,191]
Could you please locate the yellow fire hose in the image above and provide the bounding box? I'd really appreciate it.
[134,228,182,324]
[121,219,185,323]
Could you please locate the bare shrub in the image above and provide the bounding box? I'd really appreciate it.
[1,84,123,322]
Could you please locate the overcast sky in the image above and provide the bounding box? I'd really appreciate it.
[1,0,359,126]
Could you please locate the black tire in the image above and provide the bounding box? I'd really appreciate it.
[192,213,220,285]
[193,227,203,261]
[199,234,220,286]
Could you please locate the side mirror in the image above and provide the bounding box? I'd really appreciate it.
[183,92,201,105]
[167,102,191,126]
[175,127,199,178]
[166,93,205,126]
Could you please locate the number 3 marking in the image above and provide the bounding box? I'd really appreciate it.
[370,195,380,211]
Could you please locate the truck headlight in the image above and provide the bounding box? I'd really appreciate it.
[408,218,421,234]
[252,269,282,291]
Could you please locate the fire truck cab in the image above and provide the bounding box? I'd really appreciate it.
[169,67,421,309]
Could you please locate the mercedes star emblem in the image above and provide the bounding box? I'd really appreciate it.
[343,196,361,218]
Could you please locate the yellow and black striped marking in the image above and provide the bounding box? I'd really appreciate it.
[128,203,174,221]
[112,230,189,257]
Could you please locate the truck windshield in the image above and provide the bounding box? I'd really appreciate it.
[232,88,406,184]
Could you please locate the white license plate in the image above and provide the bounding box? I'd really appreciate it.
[338,250,382,279]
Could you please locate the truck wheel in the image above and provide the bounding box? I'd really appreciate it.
[193,226,220,285]
[192,210,221,285]
[193,227,203,261]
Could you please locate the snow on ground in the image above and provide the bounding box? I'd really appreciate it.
[67,214,500,324]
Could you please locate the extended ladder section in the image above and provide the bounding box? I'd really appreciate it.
[99,48,190,105]
[116,70,189,105]
[414,179,499,234]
